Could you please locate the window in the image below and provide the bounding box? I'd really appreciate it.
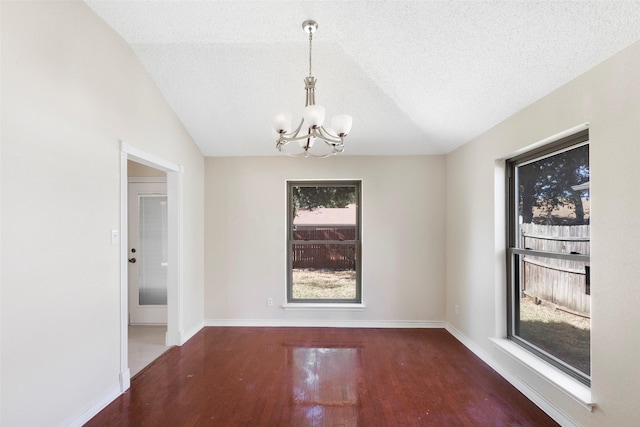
[287,181,361,303]
[506,130,590,385]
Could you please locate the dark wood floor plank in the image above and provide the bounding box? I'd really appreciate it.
[86,327,558,426]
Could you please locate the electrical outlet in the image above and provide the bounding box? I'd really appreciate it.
[454,304,459,315]
[267,297,273,307]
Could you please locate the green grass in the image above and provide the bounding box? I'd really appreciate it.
[292,269,356,299]
[519,297,590,375]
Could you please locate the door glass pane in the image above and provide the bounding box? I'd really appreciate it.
[513,143,590,377]
[139,195,168,305]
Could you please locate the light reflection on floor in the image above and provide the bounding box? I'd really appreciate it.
[291,347,360,425]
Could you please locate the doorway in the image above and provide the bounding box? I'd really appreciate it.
[127,163,170,377]
[120,142,183,391]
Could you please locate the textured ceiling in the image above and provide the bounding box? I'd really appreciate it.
[85,1,640,156]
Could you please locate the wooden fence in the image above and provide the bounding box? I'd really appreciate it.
[292,226,356,270]
[520,223,590,316]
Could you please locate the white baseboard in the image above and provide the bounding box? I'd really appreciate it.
[63,384,121,427]
[204,319,445,328]
[444,323,578,427]
[181,321,205,344]
[119,368,131,392]
[64,323,204,426]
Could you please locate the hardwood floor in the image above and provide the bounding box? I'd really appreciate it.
[86,327,558,426]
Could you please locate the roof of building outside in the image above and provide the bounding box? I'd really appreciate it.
[293,204,356,226]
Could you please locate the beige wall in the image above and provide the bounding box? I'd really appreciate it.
[1,2,204,426]
[446,41,640,425]
[204,156,446,324]
[2,1,639,425]
[128,160,167,177]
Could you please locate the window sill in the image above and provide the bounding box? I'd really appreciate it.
[490,338,595,411]
[282,303,366,311]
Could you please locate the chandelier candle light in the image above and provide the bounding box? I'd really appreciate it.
[272,20,353,157]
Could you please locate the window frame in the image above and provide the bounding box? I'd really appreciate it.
[286,180,362,304]
[506,129,591,386]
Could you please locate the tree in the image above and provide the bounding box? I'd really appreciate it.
[292,186,356,218]
[518,144,589,225]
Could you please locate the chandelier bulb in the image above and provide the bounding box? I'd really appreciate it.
[331,114,353,137]
[272,112,292,134]
[303,105,325,129]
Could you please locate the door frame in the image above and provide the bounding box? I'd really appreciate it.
[119,141,184,392]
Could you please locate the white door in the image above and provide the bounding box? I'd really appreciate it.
[128,182,168,324]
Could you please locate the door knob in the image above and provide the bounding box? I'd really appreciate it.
[128,258,137,263]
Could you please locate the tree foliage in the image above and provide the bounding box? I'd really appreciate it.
[293,186,356,216]
[518,144,589,225]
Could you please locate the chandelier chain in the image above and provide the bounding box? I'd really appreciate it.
[308,30,313,77]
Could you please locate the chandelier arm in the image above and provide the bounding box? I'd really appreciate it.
[320,139,343,155]
[321,139,337,148]
[277,142,335,158]
[278,118,305,140]
[283,150,309,158]
[304,151,336,158]
[278,127,345,147]
[317,126,344,144]
[277,133,317,143]
[277,126,318,143]
[290,118,305,138]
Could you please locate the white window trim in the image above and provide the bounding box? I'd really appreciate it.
[490,338,594,411]
[282,303,366,311]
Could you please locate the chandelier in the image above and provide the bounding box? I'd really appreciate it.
[272,20,353,157]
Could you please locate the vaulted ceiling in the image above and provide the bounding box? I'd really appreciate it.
[86,1,640,156]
